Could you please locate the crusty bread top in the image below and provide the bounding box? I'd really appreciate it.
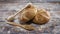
[18,3,37,23]
[33,9,50,25]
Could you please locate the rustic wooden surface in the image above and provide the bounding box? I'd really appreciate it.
[0,0,60,34]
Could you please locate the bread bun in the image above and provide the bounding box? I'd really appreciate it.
[18,3,37,24]
[33,9,50,25]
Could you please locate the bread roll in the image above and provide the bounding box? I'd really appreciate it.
[33,9,50,25]
[18,3,37,23]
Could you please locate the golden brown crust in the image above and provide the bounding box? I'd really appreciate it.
[18,3,37,23]
[33,9,50,25]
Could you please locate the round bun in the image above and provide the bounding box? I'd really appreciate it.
[33,9,50,25]
[18,3,37,24]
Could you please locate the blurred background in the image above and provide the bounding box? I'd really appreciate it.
[0,0,60,34]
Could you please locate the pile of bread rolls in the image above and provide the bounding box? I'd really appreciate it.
[6,3,50,31]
